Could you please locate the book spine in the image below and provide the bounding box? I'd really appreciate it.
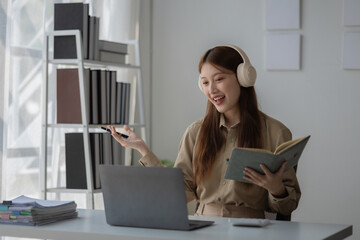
[91,70,99,124]
[88,16,95,60]
[94,17,100,60]
[100,70,107,124]
[83,4,89,59]
[110,71,117,124]
[115,82,122,124]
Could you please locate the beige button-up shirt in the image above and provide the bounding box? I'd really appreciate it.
[140,112,301,216]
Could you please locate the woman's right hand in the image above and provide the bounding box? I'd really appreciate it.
[107,125,150,157]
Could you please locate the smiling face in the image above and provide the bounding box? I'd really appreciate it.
[200,62,241,124]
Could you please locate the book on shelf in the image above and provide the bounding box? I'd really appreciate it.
[102,133,113,165]
[115,83,123,124]
[88,16,96,60]
[88,16,100,60]
[56,68,130,125]
[112,137,125,165]
[99,70,108,124]
[56,69,82,123]
[110,71,117,124]
[106,71,111,124]
[90,133,102,189]
[54,2,89,59]
[84,68,91,123]
[98,40,128,54]
[0,195,77,226]
[124,83,131,124]
[57,68,90,124]
[99,51,127,64]
[115,82,131,125]
[94,17,100,60]
[65,132,125,190]
[121,82,127,124]
[91,70,100,124]
[225,135,310,183]
[65,133,87,189]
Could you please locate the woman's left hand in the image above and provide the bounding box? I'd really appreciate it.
[243,161,288,198]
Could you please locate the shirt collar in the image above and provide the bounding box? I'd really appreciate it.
[219,114,240,129]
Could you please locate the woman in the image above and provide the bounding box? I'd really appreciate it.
[108,45,301,218]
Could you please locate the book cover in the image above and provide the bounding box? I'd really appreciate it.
[65,133,87,189]
[98,40,128,54]
[225,135,310,183]
[54,3,89,59]
[56,69,82,123]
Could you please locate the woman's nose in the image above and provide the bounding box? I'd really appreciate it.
[209,82,217,93]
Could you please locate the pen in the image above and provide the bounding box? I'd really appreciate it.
[100,127,129,138]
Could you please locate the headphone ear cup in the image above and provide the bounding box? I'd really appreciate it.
[198,75,202,91]
[198,75,203,90]
[237,62,257,87]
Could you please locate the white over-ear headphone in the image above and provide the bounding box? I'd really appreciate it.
[198,45,257,90]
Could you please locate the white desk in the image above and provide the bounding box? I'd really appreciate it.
[0,209,352,240]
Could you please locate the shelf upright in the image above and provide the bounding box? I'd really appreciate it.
[41,30,95,209]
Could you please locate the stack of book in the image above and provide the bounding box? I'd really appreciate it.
[56,68,131,125]
[65,132,126,190]
[98,40,128,64]
[54,2,128,63]
[0,195,77,226]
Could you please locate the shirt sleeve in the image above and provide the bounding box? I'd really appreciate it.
[267,128,302,216]
[173,123,200,203]
[138,151,162,167]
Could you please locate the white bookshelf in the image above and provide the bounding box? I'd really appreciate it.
[40,29,146,209]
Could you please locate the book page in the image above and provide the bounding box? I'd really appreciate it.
[238,147,273,154]
[274,136,306,154]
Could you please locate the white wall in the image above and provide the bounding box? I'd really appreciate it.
[149,0,360,239]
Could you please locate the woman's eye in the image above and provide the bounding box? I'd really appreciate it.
[216,78,224,82]
[202,81,208,85]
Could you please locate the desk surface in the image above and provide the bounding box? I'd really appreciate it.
[0,209,353,240]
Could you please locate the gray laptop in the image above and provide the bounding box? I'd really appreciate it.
[99,165,214,231]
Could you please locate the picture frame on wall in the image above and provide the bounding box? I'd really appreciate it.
[266,0,300,30]
[266,33,301,71]
[343,0,360,26]
[342,32,360,69]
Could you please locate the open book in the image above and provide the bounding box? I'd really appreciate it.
[225,135,310,183]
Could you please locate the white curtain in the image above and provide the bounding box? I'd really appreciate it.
[2,0,139,209]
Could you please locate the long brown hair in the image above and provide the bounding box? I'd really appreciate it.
[194,46,263,185]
